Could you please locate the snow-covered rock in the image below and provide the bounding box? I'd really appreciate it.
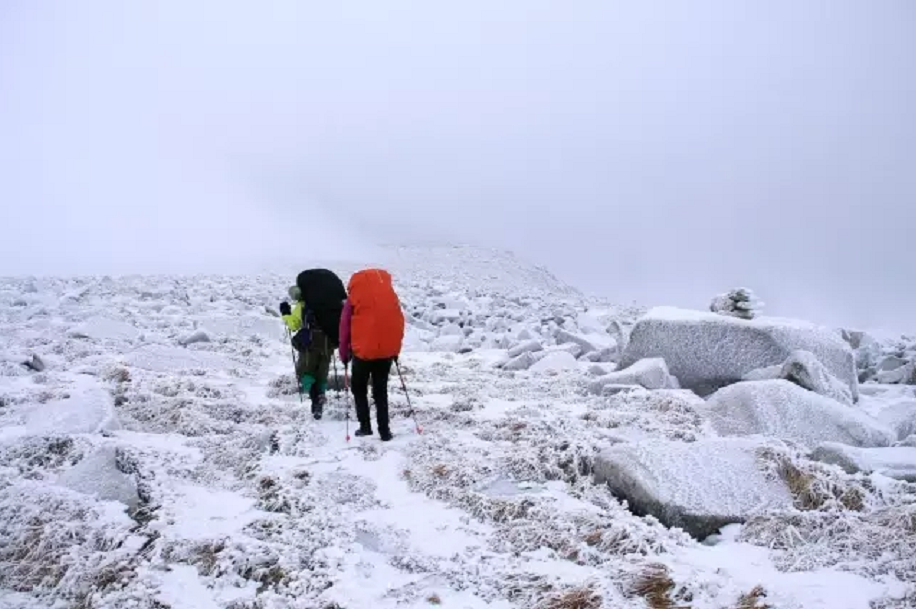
[593,437,793,539]
[780,350,854,405]
[178,330,211,346]
[811,442,916,483]
[588,358,679,394]
[429,335,464,352]
[502,352,536,371]
[620,307,859,401]
[554,329,597,355]
[550,343,583,359]
[871,399,916,441]
[528,351,578,373]
[703,380,894,449]
[25,383,119,436]
[741,365,782,382]
[56,446,140,510]
[70,317,140,342]
[507,339,543,358]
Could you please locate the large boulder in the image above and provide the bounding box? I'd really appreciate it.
[508,339,543,358]
[779,350,854,405]
[703,380,894,449]
[25,383,119,436]
[554,329,597,354]
[811,442,916,483]
[619,307,859,401]
[871,399,916,441]
[588,358,679,394]
[593,437,794,540]
[56,446,140,510]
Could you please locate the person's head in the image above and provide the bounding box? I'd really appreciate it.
[288,286,302,301]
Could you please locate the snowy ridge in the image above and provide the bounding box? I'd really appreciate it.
[1,247,914,609]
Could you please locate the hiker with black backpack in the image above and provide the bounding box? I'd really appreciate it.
[338,269,405,441]
[280,269,347,419]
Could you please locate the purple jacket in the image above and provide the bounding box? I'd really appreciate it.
[338,299,353,363]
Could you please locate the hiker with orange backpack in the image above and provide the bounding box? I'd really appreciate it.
[338,269,405,441]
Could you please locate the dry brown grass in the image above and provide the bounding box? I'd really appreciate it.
[427,593,442,605]
[535,583,602,609]
[629,564,692,609]
[775,455,865,512]
[431,464,449,477]
[735,585,771,609]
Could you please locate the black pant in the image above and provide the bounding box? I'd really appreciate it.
[350,357,393,432]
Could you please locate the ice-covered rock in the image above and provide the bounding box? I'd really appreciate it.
[588,358,679,394]
[554,329,597,354]
[21,354,46,372]
[70,317,140,342]
[550,343,583,359]
[502,352,536,371]
[875,362,916,385]
[878,355,908,371]
[507,340,543,358]
[429,335,464,352]
[872,399,916,440]
[56,446,140,510]
[593,437,793,539]
[178,330,211,346]
[528,351,578,373]
[811,442,916,482]
[703,380,894,449]
[620,307,859,401]
[587,364,610,377]
[25,383,119,436]
[780,350,854,405]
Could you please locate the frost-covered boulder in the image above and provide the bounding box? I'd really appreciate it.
[703,380,894,449]
[593,437,793,539]
[502,352,536,371]
[872,399,916,441]
[876,361,916,386]
[588,358,679,394]
[554,329,597,355]
[56,446,140,510]
[529,351,578,373]
[811,442,916,483]
[779,350,854,405]
[507,339,543,358]
[25,383,119,436]
[620,307,859,401]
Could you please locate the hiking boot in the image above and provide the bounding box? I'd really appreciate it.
[379,429,393,442]
[354,425,373,437]
[311,394,327,420]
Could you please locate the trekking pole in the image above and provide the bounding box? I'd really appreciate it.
[344,363,351,442]
[286,329,303,404]
[394,359,422,434]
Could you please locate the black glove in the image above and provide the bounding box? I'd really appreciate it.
[279,301,291,316]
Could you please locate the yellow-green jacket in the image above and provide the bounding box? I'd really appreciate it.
[282,301,306,333]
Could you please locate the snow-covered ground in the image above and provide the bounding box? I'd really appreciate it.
[1,247,914,609]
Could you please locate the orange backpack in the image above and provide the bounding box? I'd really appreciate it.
[348,268,405,360]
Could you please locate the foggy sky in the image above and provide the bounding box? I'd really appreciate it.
[1,1,914,332]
